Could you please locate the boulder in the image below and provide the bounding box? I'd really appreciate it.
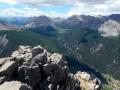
[18,46,32,54]
[0,76,6,84]
[11,46,33,61]
[32,45,45,55]
[0,58,8,66]
[0,59,17,77]
[48,53,63,64]
[0,81,32,90]
[18,62,41,87]
[32,52,47,65]
[74,71,101,90]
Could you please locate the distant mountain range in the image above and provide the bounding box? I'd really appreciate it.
[24,14,118,27]
[23,14,120,37]
[0,17,31,30]
[0,17,31,26]
[1,14,120,33]
[0,23,21,30]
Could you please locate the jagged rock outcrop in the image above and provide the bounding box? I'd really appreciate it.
[0,34,9,54]
[25,16,54,28]
[74,72,101,90]
[0,45,101,90]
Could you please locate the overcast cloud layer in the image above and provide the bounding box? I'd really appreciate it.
[0,0,120,17]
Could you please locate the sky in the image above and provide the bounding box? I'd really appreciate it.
[0,0,120,17]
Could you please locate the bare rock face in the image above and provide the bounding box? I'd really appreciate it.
[74,71,101,90]
[0,45,102,90]
[0,34,9,54]
[98,19,120,37]
[0,81,32,90]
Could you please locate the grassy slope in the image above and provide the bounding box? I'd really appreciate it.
[103,74,120,90]
[55,28,120,88]
[0,30,70,57]
[55,29,120,80]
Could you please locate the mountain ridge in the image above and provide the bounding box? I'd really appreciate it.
[25,14,120,32]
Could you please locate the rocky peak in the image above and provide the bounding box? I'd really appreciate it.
[98,19,120,37]
[26,16,54,28]
[109,14,120,22]
[0,21,20,30]
[0,45,102,90]
[64,15,83,26]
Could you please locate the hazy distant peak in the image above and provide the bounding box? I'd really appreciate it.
[0,22,20,30]
[68,15,84,21]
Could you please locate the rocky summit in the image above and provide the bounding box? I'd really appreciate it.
[0,45,101,90]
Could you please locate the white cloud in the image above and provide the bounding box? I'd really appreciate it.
[0,7,42,17]
[94,0,120,15]
[0,7,65,17]
[0,0,72,6]
[67,0,120,16]
[0,0,17,5]
[17,0,71,6]
[0,0,120,17]
[0,0,106,6]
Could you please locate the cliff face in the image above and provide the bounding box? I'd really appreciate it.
[98,19,120,37]
[0,34,9,54]
[0,45,101,90]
